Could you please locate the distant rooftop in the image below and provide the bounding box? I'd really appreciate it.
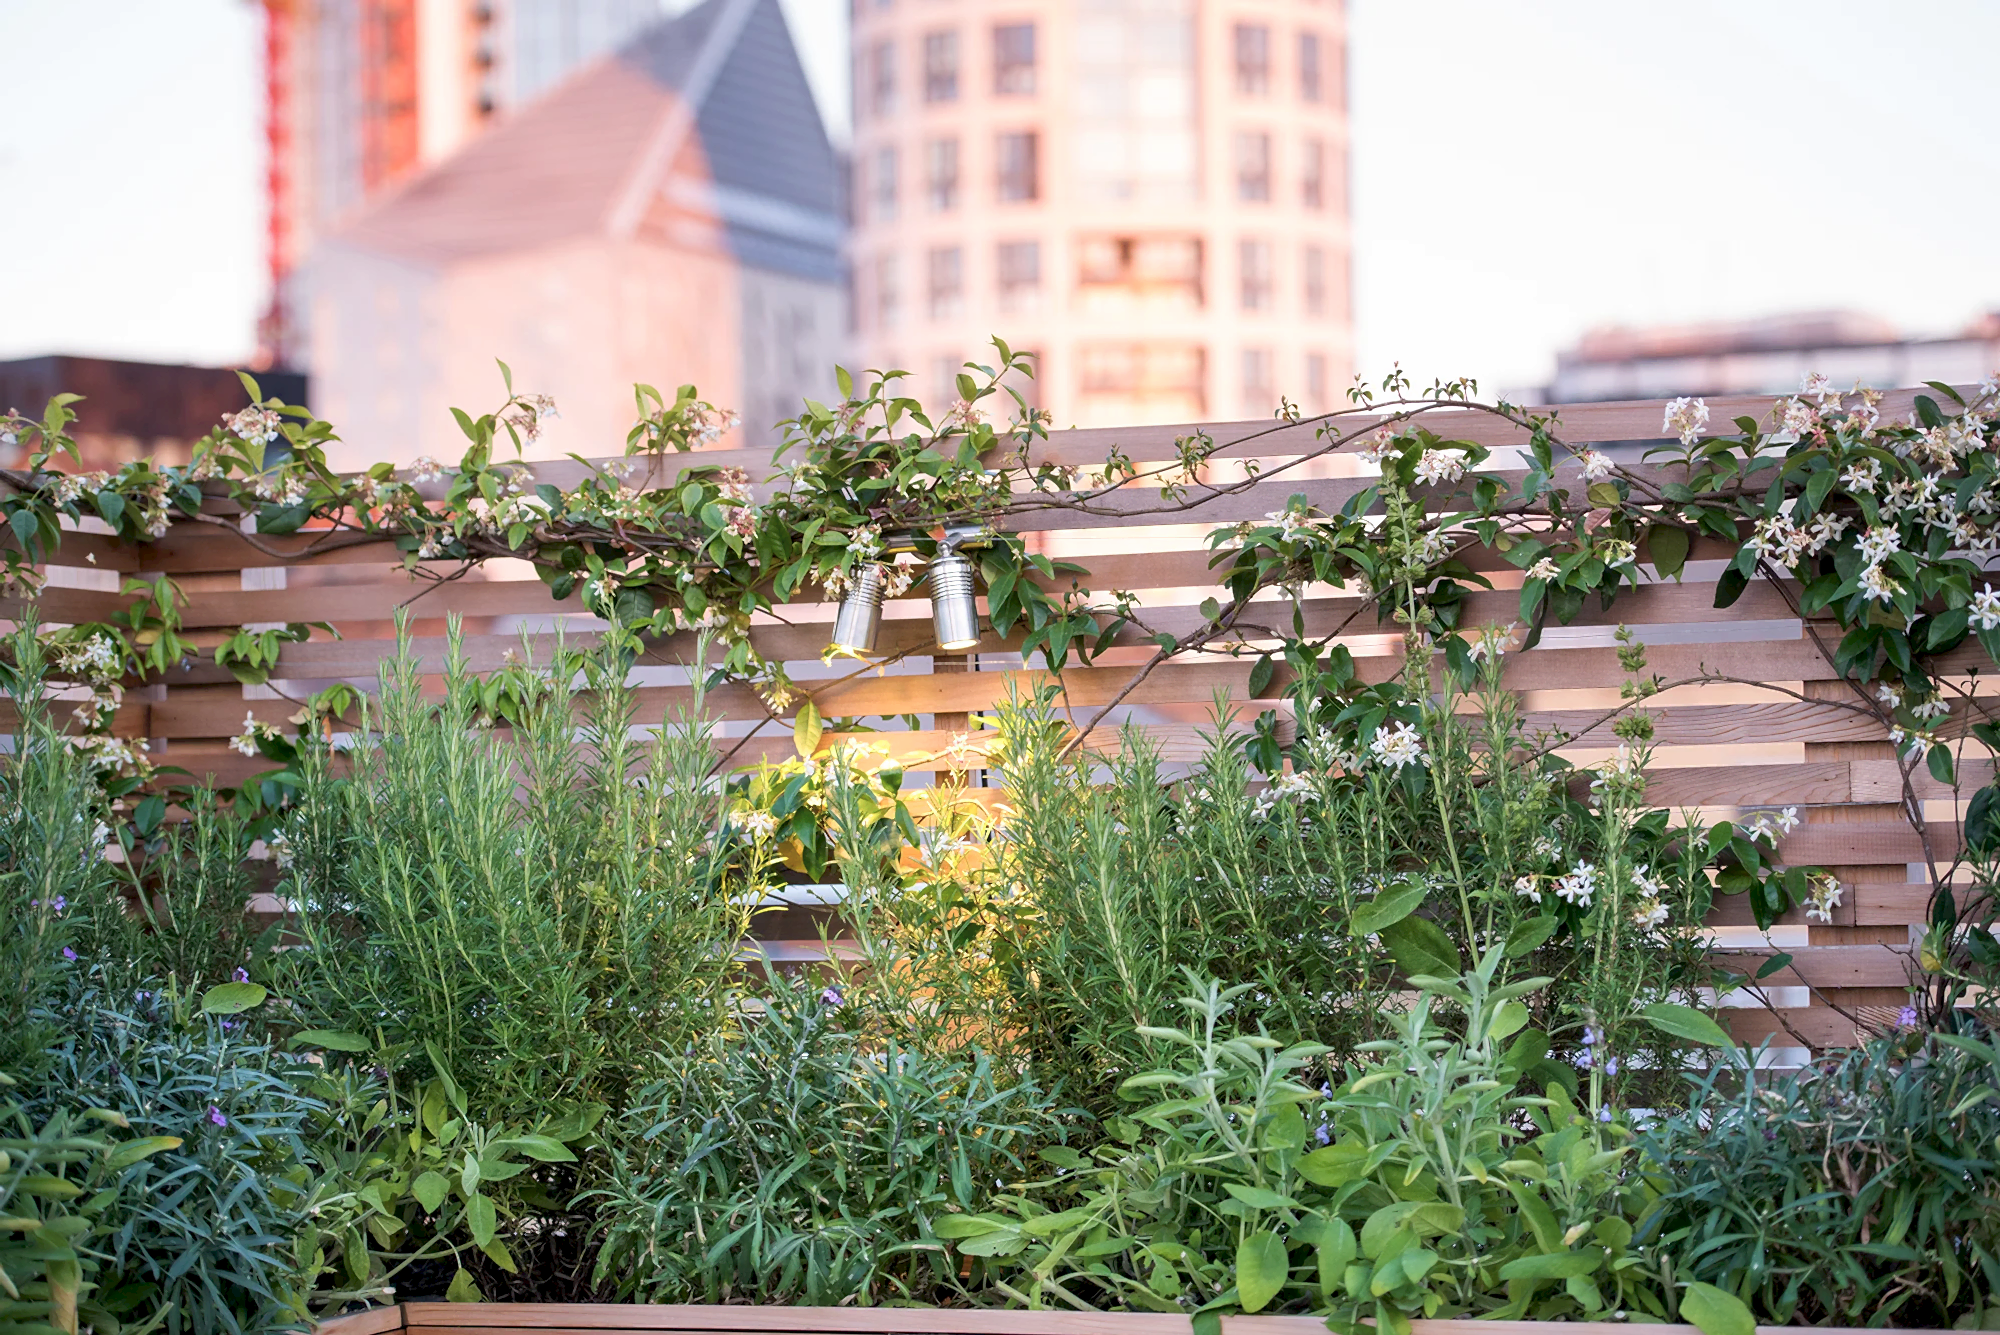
[330,0,841,282]
[1534,309,2000,404]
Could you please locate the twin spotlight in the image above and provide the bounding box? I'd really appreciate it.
[828,528,984,657]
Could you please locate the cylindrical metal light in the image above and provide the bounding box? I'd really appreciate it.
[829,563,885,655]
[928,550,981,651]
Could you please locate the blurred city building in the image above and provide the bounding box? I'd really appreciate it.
[1535,310,2000,403]
[0,356,305,473]
[281,0,843,466]
[847,0,1354,427]
[260,0,667,356]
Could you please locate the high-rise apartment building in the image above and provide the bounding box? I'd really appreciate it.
[262,0,665,360]
[847,0,1354,427]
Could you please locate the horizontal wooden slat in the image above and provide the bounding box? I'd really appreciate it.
[398,1304,1197,1333]
[1711,945,1918,988]
[1722,1005,1916,1049]
[332,1302,1958,1335]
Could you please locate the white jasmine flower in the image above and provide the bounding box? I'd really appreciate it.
[1578,449,1614,481]
[1663,396,1709,446]
[1855,525,1900,564]
[1972,588,2000,631]
[1357,425,1401,468]
[1369,721,1428,770]
[1412,449,1469,486]
[1514,875,1542,904]
[1554,860,1597,908]
[1527,556,1561,581]
[1858,563,1901,604]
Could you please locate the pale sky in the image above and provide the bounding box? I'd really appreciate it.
[3,0,1997,395]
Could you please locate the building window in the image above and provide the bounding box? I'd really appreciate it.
[870,145,898,221]
[928,246,964,320]
[997,239,1042,312]
[994,22,1036,95]
[926,136,960,211]
[1242,347,1274,412]
[1302,135,1325,210]
[1233,23,1270,95]
[1233,131,1271,202]
[874,253,901,330]
[924,30,958,103]
[1078,342,1207,420]
[1303,244,1327,317]
[1306,352,1328,410]
[867,39,896,117]
[996,130,1039,201]
[1299,31,1323,102]
[1238,239,1273,312]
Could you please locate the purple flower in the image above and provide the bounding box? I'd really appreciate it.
[1604,1056,1620,1077]
[233,967,250,983]
[1314,1123,1333,1146]
[207,1106,228,1128]
[1897,1005,1919,1029]
[1597,1106,1614,1123]
[1581,1025,1602,1047]
[820,986,845,1010]
[61,947,78,962]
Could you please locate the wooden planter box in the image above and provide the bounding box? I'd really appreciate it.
[314,1304,1954,1335]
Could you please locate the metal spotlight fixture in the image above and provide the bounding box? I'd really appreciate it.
[829,562,886,655]
[928,533,983,652]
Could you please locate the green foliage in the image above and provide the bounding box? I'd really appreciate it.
[1638,1029,2000,1327]
[27,986,328,1335]
[289,1052,600,1308]
[945,955,1664,1327]
[0,1092,179,1335]
[0,628,111,1086]
[591,971,1062,1306]
[280,620,757,1119]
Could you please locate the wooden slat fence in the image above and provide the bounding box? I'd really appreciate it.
[12,389,1970,1050]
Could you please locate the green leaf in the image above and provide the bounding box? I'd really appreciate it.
[1586,482,1621,507]
[1645,524,1690,579]
[1223,1183,1301,1210]
[411,1170,449,1214]
[793,697,823,757]
[1235,1228,1289,1313]
[1681,1281,1756,1335]
[1499,1249,1603,1279]
[445,1268,482,1303]
[9,507,40,550]
[1351,879,1427,937]
[1379,915,1461,980]
[1503,915,1561,958]
[503,1134,576,1163]
[1754,952,1794,981]
[104,1136,183,1170]
[465,1192,497,1247]
[1297,1141,1367,1186]
[291,1029,368,1053]
[1928,742,1956,786]
[1640,1001,1733,1047]
[1248,652,1275,696]
[199,982,268,1015]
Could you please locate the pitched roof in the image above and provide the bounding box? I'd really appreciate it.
[331,0,841,282]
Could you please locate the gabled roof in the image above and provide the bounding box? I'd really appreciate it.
[331,0,841,282]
